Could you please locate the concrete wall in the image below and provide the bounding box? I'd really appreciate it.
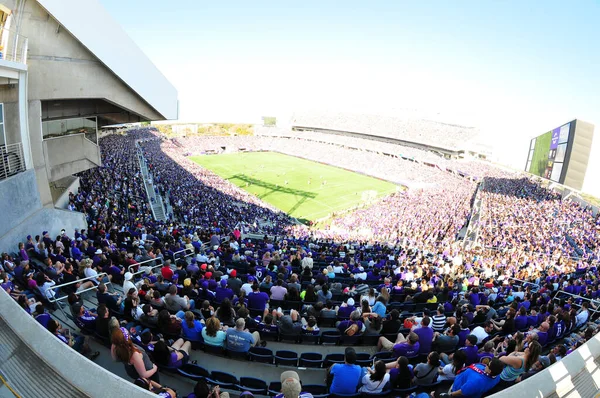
[490,331,600,397]
[0,288,155,398]
[42,133,100,181]
[0,169,42,239]
[51,175,80,209]
[0,206,87,254]
[17,1,164,121]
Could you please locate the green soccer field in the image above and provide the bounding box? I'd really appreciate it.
[189,152,399,222]
[528,131,552,176]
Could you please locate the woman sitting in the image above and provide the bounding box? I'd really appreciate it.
[359,360,390,394]
[182,311,204,341]
[153,338,193,369]
[111,327,159,382]
[202,316,227,347]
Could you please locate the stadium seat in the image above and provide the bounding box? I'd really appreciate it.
[249,346,274,364]
[268,381,282,396]
[355,352,372,367]
[301,333,320,345]
[392,386,417,395]
[204,344,225,356]
[339,334,360,346]
[178,364,210,381]
[228,350,249,360]
[279,333,301,343]
[329,393,361,398]
[299,352,323,368]
[235,377,268,395]
[274,350,298,366]
[360,334,380,346]
[303,385,329,398]
[207,371,238,389]
[324,353,345,367]
[321,330,341,345]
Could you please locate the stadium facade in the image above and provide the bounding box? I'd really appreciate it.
[0,0,177,251]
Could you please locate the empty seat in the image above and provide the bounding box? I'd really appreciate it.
[321,330,341,345]
[249,346,274,364]
[279,333,301,343]
[301,333,320,344]
[303,385,329,398]
[299,352,323,368]
[228,350,249,360]
[339,334,360,346]
[207,371,238,389]
[275,350,298,366]
[355,352,372,367]
[268,381,282,396]
[235,377,268,395]
[177,363,210,381]
[204,344,225,356]
[324,353,345,368]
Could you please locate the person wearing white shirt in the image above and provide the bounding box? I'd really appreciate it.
[470,321,494,344]
[301,253,314,270]
[575,303,589,328]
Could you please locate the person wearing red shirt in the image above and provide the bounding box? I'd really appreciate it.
[161,260,174,281]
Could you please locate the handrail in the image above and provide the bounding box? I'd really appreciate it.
[506,277,541,287]
[48,272,110,303]
[130,250,195,277]
[127,256,162,273]
[0,143,26,181]
[126,248,193,272]
[0,27,28,64]
[552,290,600,315]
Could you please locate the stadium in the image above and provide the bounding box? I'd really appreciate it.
[0,1,599,398]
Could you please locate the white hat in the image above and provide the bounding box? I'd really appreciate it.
[95,249,102,255]
[124,272,133,281]
[347,298,355,306]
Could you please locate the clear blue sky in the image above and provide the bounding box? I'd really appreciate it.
[100,0,600,194]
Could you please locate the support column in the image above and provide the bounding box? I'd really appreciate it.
[17,69,32,170]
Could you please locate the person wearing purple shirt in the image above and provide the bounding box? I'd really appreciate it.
[413,317,434,355]
[469,289,480,306]
[392,332,420,358]
[215,279,234,303]
[248,285,269,311]
[515,307,529,330]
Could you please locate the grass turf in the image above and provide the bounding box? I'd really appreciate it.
[528,131,552,176]
[189,151,398,222]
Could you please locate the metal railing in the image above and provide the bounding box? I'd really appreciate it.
[47,273,112,303]
[127,248,195,272]
[130,250,196,278]
[0,143,25,181]
[0,28,28,64]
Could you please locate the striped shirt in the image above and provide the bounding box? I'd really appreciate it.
[432,314,447,331]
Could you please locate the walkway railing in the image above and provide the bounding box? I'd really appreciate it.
[0,143,25,181]
[127,248,195,272]
[0,28,28,64]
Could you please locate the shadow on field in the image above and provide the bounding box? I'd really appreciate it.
[229,174,318,220]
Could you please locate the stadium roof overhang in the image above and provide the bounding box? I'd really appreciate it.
[41,99,150,127]
[36,0,178,121]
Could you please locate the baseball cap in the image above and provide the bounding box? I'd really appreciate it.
[280,371,301,398]
[230,269,237,277]
[200,264,207,271]
[220,279,227,287]
[247,276,255,283]
[205,272,212,279]
[124,272,133,281]
[539,355,551,368]
[95,249,102,255]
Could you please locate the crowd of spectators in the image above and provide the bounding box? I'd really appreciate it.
[1,127,600,397]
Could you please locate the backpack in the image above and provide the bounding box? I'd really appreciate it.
[345,323,359,336]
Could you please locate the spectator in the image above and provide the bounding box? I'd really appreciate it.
[359,360,390,394]
[153,338,192,369]
[436,358,504,398]
[276,370,314,398]
[328,347,361,394]
[413,351,440,386]
[111,327,159,382]
[226,318,265,352]
[134,378,177,398]
[202,316,227,347]
[182,311,204,341]
[48,319,99,360]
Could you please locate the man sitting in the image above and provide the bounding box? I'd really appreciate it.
[226,318,265,352]
[96,283,123,312]
[378,331,420,358]
[328,347,361,394]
